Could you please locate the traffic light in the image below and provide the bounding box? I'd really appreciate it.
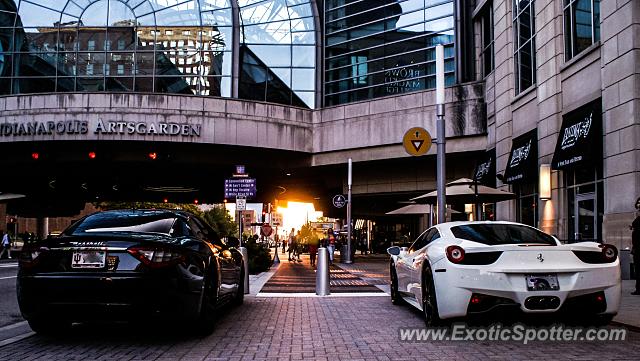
[148,152,158,160]
[31,152,39,160]
[88,151,96,159]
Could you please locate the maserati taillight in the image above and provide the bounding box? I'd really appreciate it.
[127,246,185,268]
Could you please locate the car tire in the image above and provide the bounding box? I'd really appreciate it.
[195,267,219,335]
[390,263,403,305]
[422,266,442,326]
[591,314,614,326]
[232,267,245,306]
[27,317,70,335]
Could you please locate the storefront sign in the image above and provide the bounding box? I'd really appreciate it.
[474,148,496,186]
[504,129,537,184]
[0,119,201,137]
[552,102,601,170]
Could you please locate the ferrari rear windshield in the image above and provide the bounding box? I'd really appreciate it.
[65,211,177,236]
[450,224,557,246]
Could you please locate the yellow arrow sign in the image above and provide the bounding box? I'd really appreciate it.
[403,127,432,156]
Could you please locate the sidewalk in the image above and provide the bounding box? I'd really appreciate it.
[614,280,640,329]
[255,254,640,330]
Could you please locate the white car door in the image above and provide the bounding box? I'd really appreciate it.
[409,228,441,302]
[396,230,428,297]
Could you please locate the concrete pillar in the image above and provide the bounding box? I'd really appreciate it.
[36,217,48,240]
[601,0,640,249]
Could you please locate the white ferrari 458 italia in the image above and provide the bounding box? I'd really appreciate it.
[388,221,620,325]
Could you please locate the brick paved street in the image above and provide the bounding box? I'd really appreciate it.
[0,294,639,360]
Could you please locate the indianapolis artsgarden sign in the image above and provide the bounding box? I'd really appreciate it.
[0,119,202,137]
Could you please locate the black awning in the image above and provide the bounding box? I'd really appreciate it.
[552,101,602,170]
[473,148,496,186]
[504,129,537,184]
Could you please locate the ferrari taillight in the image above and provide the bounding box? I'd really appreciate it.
[600,244,618,262]
[446,245,465,264]
[127,246,185,268]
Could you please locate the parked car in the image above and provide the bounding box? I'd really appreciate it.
[17,209,245,335]
[388,221,620,325]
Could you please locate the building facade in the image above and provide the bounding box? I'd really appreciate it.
[0,0,638,249]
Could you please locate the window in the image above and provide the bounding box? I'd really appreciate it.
[104,64,110,75]
[480,4,494,77]
[117,40,126,50]
[515,181,538,227]
[513,0,536,94]
[87,40,96,51]
[117,64,124,75]
[563,0,600,61]
[104,40,111,51]
[409,228,441,252]
[350,56,368,85]
[86,63,94,75]
[451,224,556,246]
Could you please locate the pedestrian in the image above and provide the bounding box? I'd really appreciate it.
[631,197,640,295]
[326,228,336,264]
[0,230,11,260]
[287,228,295,261]
[295,231,303,262]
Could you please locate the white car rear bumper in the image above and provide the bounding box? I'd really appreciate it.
[431,258,621,319]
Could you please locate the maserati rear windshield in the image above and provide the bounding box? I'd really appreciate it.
[65,211,177,236]
[450,224,557,246]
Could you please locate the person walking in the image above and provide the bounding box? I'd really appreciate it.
[0,230,11,259]
[308,235,319,268]
[326,228,336,264]
[287,228,295,261]
[631,197,640,295]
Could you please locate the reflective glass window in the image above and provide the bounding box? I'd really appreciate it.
[325,0,455,106]
[564,0,600,61]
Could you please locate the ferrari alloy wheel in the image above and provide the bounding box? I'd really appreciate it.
[390,263,402,305]
[422,267,442,326]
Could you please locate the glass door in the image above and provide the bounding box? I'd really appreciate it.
[574,193,596,241]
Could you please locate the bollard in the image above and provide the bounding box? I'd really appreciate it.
[239,246,250,294]
[316,247,330,296]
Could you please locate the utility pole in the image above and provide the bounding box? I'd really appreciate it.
[435,44,447,224]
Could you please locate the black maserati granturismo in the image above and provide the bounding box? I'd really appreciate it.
[17,209,245,335]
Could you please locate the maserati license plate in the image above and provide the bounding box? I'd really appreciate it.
[526,274,559,291]
[71,251,106,269]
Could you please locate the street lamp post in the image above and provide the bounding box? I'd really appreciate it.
[435,44,446,224]
[345,158,353,264]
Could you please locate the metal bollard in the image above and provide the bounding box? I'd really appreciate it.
[316,247,330,296]
[239,246,250,294]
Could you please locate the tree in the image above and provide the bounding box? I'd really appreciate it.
[95,201,203,216]
[202,206,237,238]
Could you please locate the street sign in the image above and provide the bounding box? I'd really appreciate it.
[333,194,347,208]
[225,178,257,198]
[236,197,246,211]
[271,212,282,226]
[403,127,432,156]
[260,224,273,237]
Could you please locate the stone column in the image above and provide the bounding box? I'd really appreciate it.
[601,0,640,249]
[36,217,49,240]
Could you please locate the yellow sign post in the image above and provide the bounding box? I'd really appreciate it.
[402,127,432,156]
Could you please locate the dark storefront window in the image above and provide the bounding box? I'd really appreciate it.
[515,181,538,227]
[552,101,604,242]
[324,0,456,106]
[513,0,536,94]
[563,0,600,61]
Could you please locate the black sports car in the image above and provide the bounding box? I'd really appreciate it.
[17,209,245,334]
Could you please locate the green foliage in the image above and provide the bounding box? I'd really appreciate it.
[299,223,320,246]
[202,206,238,238]
[95,201,203,217]
[244,237,271,274]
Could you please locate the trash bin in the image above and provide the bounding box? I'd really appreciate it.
[340,245,348,263]
[620,249,633,280]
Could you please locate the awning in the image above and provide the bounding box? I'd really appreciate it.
[473,148,496,186]
[503,129,537,184]
[552,101,602,170]
[386,204,432,215]
[410,178,515,204]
